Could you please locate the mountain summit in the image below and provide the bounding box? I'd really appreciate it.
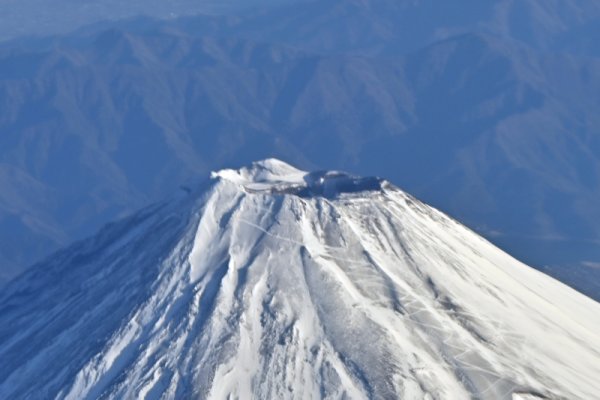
[1,159,599,399]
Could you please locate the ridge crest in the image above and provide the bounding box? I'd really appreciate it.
[211,158,384,198]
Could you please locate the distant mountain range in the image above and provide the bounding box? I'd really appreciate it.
[0,0,599,298]
[0,0,301,42]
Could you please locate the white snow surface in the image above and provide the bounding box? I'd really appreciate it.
[0,159,599,399]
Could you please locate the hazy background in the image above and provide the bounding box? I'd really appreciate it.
[0,0,599,299]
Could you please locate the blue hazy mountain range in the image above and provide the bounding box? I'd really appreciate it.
[0,0,300,42]
[0,0,599,298]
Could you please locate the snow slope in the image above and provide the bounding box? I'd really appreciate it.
[0,159,599,399]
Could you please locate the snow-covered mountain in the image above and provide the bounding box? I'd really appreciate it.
[3,11,600,296]
[1,159,599,399]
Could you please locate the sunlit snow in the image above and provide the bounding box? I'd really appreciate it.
[0,159,598,399]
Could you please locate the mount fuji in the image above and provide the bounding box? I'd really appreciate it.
[0,159,598,399]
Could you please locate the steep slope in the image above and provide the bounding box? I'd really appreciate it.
[1,159,598,399]
[2,25,600,296]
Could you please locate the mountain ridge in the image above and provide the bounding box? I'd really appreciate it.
[1,160,598,399]
[1,0,600,298]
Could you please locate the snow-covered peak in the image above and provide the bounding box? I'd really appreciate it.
[211,158,384,198]
[1,160,599,400]
[211,158,306,186]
